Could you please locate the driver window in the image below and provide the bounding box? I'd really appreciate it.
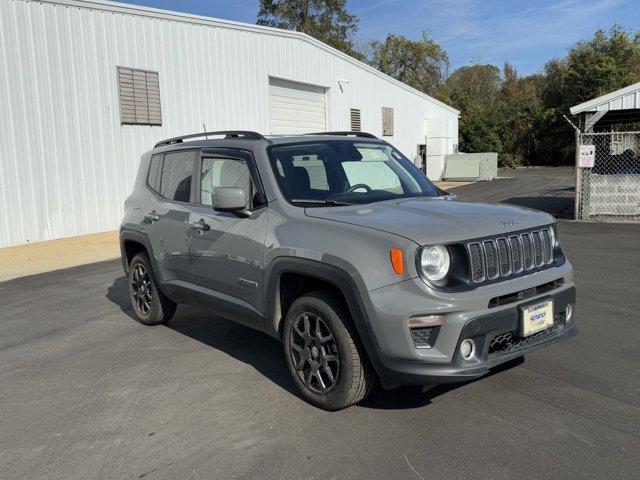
[200,157,252,207]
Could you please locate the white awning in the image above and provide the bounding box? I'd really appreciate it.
[570,82,640,115]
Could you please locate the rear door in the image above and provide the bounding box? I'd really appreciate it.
[188,148,269,328]
[144,149,198,302]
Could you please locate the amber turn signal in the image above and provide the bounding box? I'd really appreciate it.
[390,248,404,275]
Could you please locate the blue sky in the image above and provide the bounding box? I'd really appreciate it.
[118,0,639,75]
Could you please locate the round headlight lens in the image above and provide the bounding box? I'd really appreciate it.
[419,245,451,282]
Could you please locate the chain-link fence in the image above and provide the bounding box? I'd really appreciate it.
[576,131,640,222]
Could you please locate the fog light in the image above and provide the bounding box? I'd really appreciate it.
[566,304,573,322]
[460,339,475,360]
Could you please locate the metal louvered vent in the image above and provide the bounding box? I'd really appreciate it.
[467,228,555,284]
[118,67,162,126]
[382,107,394,136]
[350,108,361,132]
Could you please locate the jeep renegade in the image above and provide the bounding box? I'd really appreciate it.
[120,131,577,410]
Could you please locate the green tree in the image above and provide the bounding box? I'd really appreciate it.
[535,25,640,164]
[257,0,362,59]
[369,31,449,96]
[438,64,504,157]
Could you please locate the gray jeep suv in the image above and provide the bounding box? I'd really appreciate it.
[120,131,577,410]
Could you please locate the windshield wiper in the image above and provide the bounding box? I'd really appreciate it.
[290,198,352,206]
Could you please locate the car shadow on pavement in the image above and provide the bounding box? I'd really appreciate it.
[106,276,524,409]
[359,357,525,410]
[106,276,301,398]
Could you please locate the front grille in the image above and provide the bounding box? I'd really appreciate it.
[467,227,554,284]
[488,312,565,356]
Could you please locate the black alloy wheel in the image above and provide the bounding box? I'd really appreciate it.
[130,263,153,316]
[289,311,340,394]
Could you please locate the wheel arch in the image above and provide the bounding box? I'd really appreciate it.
[265,257,385,377]
[119,229,157,277]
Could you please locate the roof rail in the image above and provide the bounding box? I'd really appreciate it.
[154,130,267,148]
[304,131,378,139]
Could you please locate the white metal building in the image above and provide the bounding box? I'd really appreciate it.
[0,0,459,248]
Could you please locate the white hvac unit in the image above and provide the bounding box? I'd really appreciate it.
[443,153,498,181]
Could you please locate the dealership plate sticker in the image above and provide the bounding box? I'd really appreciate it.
[521,301,554,336]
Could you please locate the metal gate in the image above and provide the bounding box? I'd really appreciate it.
[575,131,640,222]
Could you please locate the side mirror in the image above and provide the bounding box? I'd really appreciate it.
[213,187,251,217]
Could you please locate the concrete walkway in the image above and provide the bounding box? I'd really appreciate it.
[0,231,119,282]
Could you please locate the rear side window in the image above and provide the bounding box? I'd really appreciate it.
[147,154,163,193]
[159,151,196,202]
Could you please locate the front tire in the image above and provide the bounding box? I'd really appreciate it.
[283,291,373,410]
[128,252,176,326]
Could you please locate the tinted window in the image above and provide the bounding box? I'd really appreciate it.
[147,154,163,193]
[200,157,252,207]
[160,151,195,202]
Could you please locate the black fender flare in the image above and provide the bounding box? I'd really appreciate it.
[119,229,160,278]
[264,257,386,377]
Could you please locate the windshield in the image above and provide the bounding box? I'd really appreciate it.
[267,140,439,205]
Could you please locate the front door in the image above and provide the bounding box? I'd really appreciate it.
[188,148,269,328]
[143,149,198,303]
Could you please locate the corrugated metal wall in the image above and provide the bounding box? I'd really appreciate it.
[0,0,459,248]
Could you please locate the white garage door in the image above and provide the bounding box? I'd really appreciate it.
[269,77,327,134]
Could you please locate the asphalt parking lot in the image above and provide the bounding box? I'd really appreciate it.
[1,168,639,479]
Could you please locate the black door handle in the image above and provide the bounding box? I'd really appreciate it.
[143,213,159,223]
[189,219,210,232]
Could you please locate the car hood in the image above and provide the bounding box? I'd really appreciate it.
[305,196,554,245]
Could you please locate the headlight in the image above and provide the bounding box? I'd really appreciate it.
[419,245,450,282]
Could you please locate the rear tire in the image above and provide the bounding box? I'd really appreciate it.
[283,291,373,410]
[128,252,176,326]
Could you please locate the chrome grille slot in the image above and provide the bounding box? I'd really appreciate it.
[496,238,511,276]
[468,242,484,282]
[483,240,498,279]
[532,231,544,266]
[521,233,534,270]
[541,229,552,263]
[467,227,556,284]
[509,235,523,273]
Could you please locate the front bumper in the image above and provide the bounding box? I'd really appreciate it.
[359,286,576,386]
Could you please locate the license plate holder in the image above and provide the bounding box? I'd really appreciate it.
[520,300,554,337]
